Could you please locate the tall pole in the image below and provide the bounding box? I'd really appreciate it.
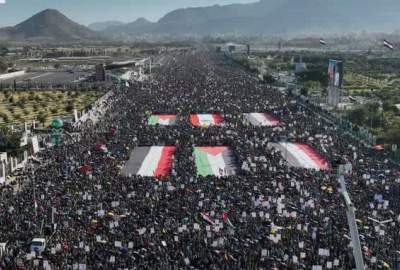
[339,174,365,270]
[149,57,152,74]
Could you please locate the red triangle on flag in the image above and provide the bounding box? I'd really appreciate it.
[197,146,227,156]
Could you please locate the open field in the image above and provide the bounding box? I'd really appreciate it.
[0,90,103,126]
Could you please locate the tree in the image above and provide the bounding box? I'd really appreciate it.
[14,113,22,121]
[0,61,7,73]
[0,126,25,157]
[32,103,39,112]
[304,80,321,91]
[347,107,367,126]
[297,67,328,86]
[382,101,397,113]
[382,120,400,144]
[0,46,9,57]
[0,113,9,124]
[263,74,276,84]
[37,111,48,127]
[300,87,308,96]
[365,102,380,113]
[65,101,74,113]
[50,107,58,114]
[16,99,25,109]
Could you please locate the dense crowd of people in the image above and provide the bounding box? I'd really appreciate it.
[1,50,400,269]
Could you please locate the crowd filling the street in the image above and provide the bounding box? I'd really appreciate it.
[1,51,400,269]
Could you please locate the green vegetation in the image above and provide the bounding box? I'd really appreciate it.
[348,99,400,145]
[0,90,103,126]
[262,74,276,84]
[0,61,7,73]
[296,67,328,96]
[250,51,400,144]
[0,126,25,157]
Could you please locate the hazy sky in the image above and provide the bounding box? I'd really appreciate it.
[0,0,257,27]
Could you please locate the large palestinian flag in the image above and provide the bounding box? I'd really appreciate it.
[121,146,176,177]
[194,146,237,177]
[148,114,177,126]
[190,113,223,127]
[244,113,281,127]
[269,142,328,170]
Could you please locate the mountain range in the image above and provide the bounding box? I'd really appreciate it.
[98,0,400,38]
[88,21,124,32]
[2,0,400,43]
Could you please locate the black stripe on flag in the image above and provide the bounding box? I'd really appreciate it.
[221,148,237,176]
[121,147,150,176]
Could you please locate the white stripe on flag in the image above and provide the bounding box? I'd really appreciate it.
[207,153,226,176]
[198,114,214,126]
[252,113,273,126]
[158,118,171,125]
[281,143,318,169]
[137,147,163,176]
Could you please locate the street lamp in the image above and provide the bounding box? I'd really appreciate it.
[335,161,365,270]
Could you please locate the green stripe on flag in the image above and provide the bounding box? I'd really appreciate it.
[194,148,213,176]
[148,115,159,125]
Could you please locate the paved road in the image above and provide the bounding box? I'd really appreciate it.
[0,71,90,84]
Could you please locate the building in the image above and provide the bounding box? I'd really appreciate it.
[294,56,307,74]
[95,64,106,81]
[294,62,307,74]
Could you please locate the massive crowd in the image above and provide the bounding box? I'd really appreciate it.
[1,51,400,269]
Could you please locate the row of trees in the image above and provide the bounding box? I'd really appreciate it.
[346,101,400,145]
[296,65,328,96]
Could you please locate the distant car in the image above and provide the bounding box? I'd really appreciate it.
[30,238,46,254]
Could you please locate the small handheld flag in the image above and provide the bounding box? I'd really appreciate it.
[201,212,215,225]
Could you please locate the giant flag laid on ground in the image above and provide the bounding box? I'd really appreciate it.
[148,114,177,126]
[194,146,237,177]
[244,113,281,127]
[269,142,328,170]
[190,113,223,127]
[122,146,176,177]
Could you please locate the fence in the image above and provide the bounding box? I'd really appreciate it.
[0,142,30,184]
[296,96,377,146]
[0,81,113,91]
[296,95,400,163]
